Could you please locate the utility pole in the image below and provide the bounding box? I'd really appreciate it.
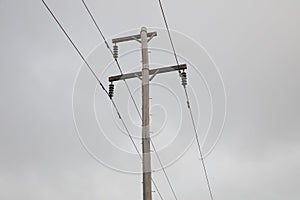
[109,27,187,200]
[141,27,152,200]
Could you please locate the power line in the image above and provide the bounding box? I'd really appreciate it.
[81,0,142,120]
[81,1,179,199]
[157,0,179,66]
[41,1,164,199]
[111,100,165,200]
[151,141,178,200]
[41,0,106,92]
[157,0,215,200]
[81,0,118,71]
[183,86,214,200]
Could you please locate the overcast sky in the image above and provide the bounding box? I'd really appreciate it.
[1,0,300,200]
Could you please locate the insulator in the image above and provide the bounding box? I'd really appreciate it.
[109,83,114,99]
[181,71,187,86]
[113,44,118,59]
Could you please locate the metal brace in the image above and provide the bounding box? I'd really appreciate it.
[147,33,156,42]
[132,36,141,44]
[149,69,159,81]
[135,73,142,80]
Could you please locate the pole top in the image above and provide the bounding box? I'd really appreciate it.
[141,27,147,33]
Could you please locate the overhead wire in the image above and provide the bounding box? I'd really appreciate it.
[41,1,164,199]
[150,141,178,200]
[183,86,214,200]
[41,0,106,93]
[81,1,179,199]
[157,0,215,200]
[81,0,142,120]
[157,0,179,66]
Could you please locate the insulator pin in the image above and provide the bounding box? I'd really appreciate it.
[181,71,187,86]
[113,44,118,59]
[109,82,114,99]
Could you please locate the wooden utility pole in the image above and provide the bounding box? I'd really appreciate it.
[140,27,152,200]
[109,27,186,200]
